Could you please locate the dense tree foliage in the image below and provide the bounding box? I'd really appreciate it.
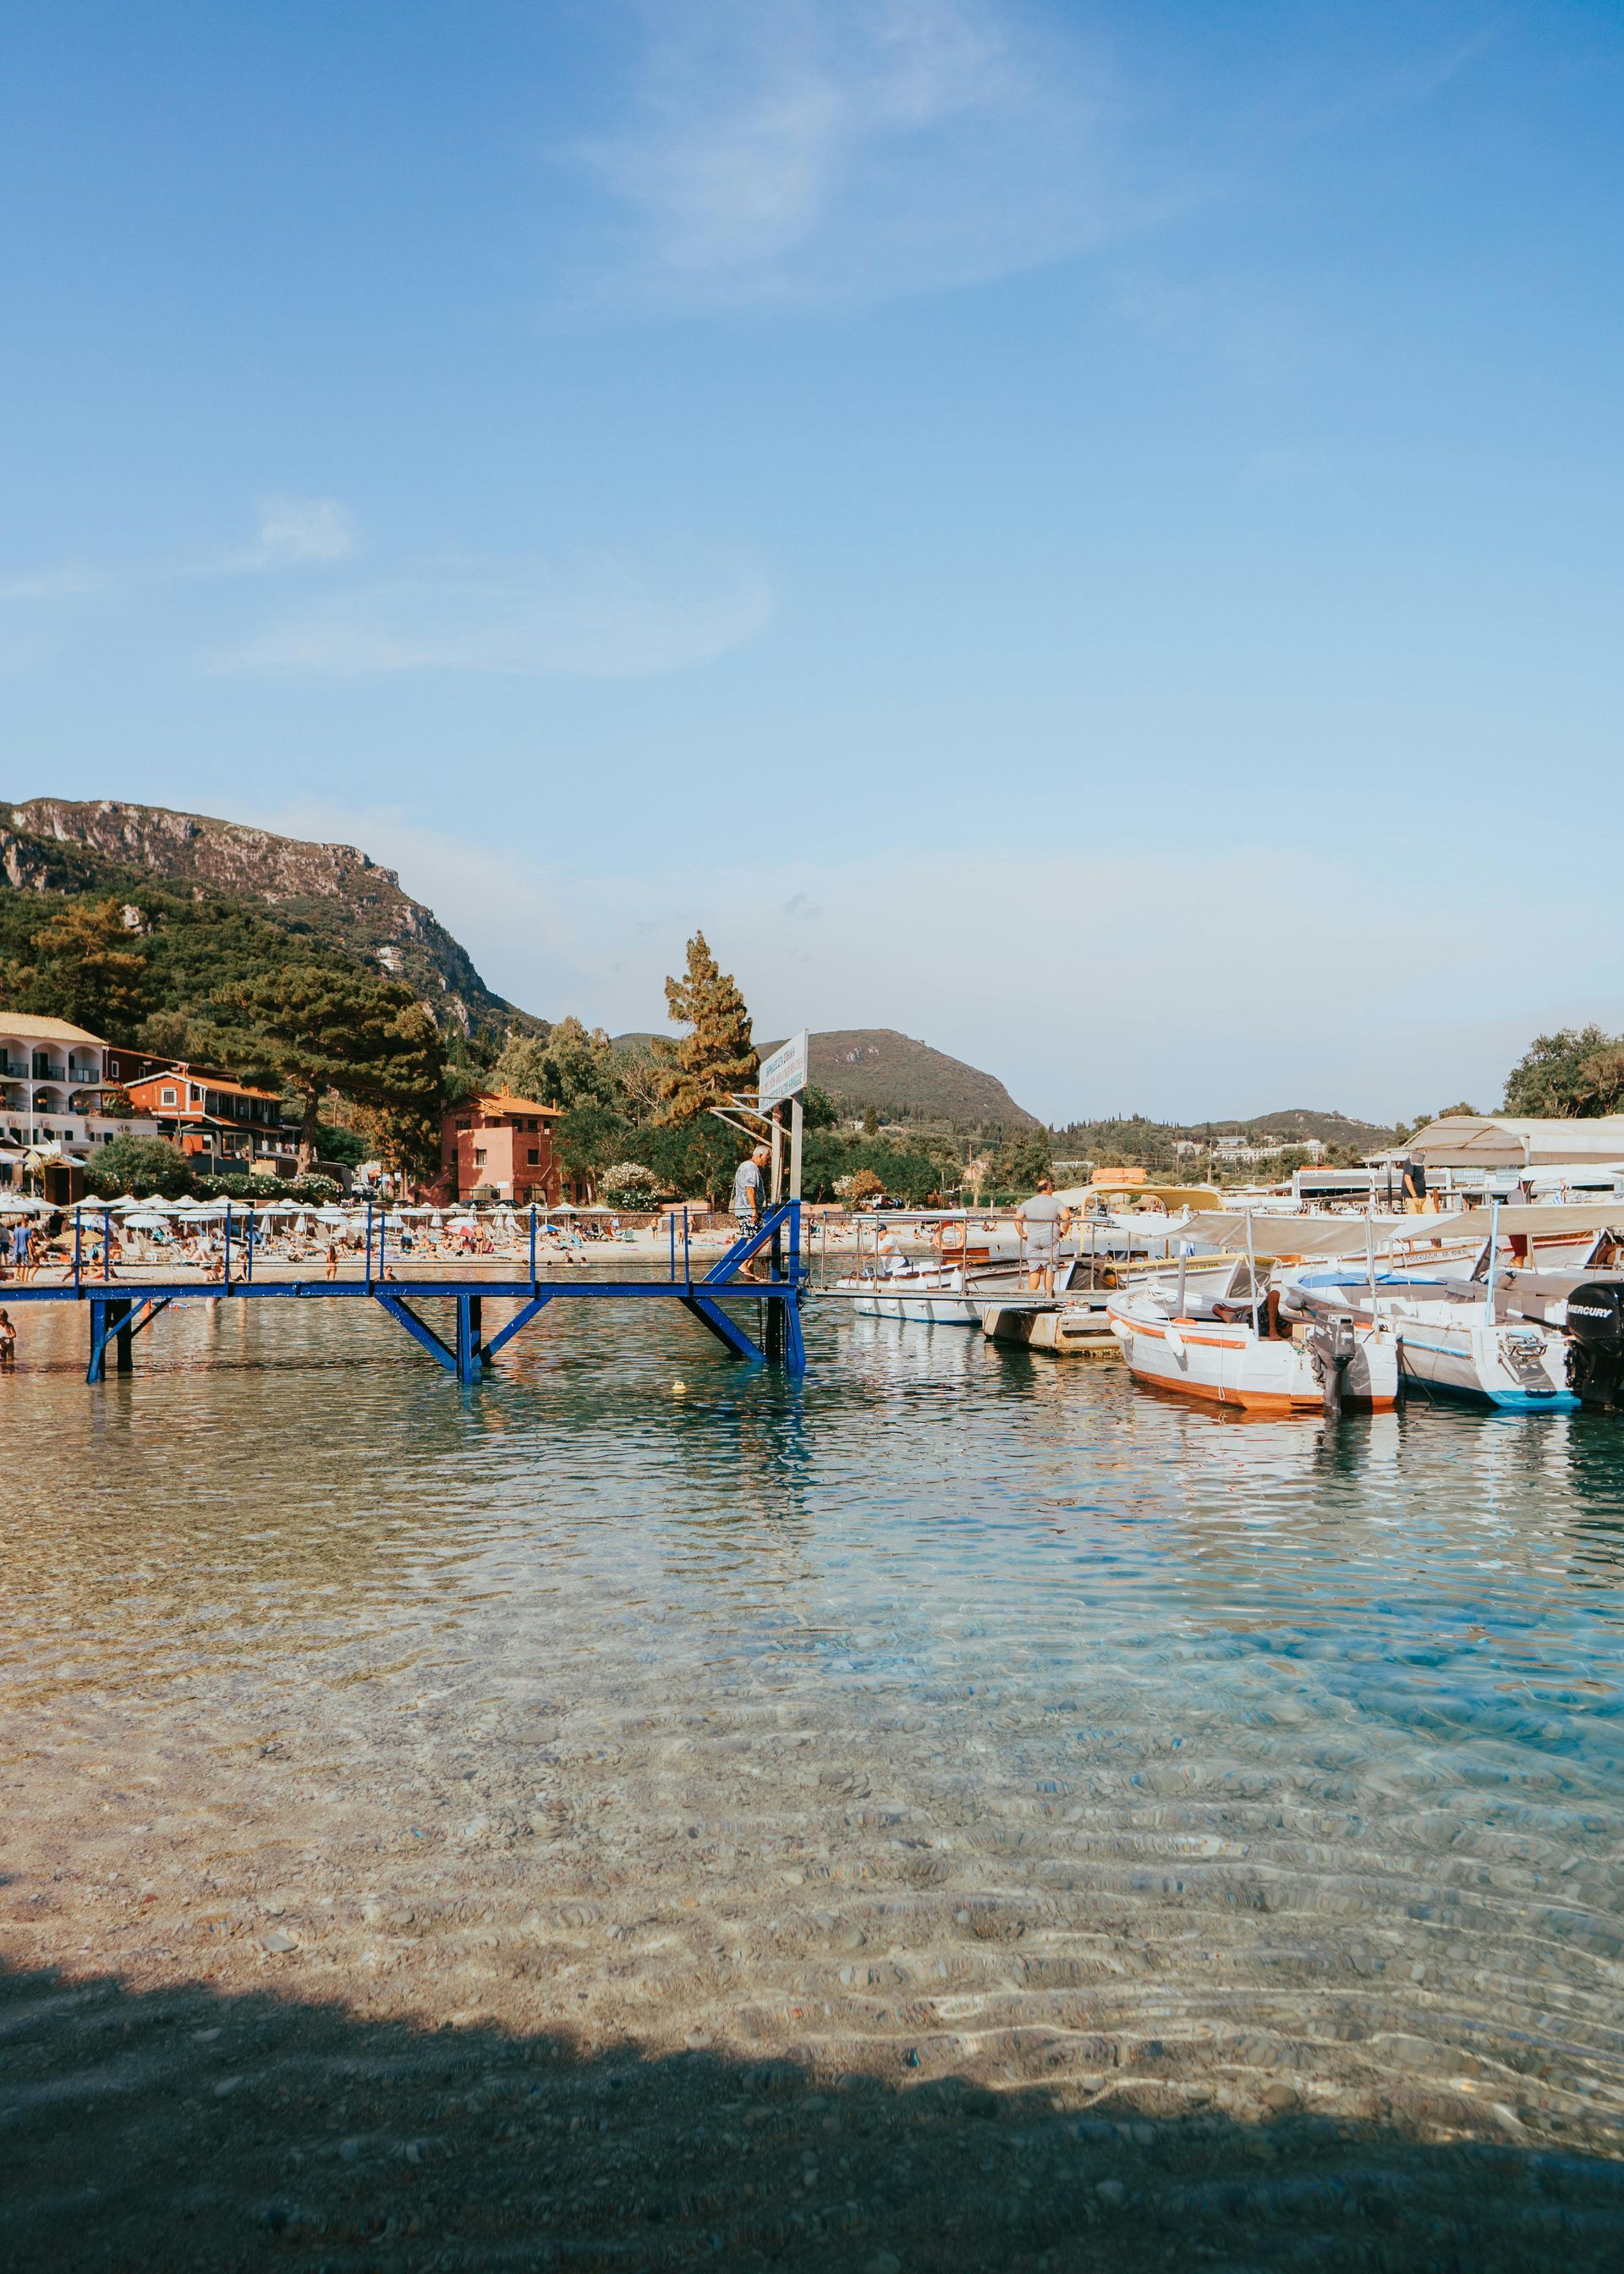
[1502,1027,1624,1119]
[211,965,447,1167]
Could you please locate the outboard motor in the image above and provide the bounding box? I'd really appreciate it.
[1565,1283,1624,1409]
[1308,1311,1358,1416]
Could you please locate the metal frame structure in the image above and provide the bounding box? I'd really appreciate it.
[3,1199,806,1386]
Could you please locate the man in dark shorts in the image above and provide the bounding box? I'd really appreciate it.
[732,1145,771,1281]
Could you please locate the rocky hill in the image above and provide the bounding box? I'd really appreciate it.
[1,798,540,1040]
[615,1025,1040,1130]
[1227,1107,1397,1149]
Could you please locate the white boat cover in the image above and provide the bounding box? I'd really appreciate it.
[1446,1200,1624,1240]
[1184,1211,1469,1260]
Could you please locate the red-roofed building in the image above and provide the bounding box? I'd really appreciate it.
[123,1063,299,1178]
[439,1092,564,1205]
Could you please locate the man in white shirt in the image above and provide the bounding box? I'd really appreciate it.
[1018,1177,1071,1295]
[732,1145,771,1280]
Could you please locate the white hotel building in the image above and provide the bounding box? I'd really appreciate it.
[0,1012,161,1180]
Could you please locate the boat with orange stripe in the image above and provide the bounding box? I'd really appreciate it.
[1106,1282,1399,1413]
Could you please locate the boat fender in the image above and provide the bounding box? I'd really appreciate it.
[1164,1328,1187,1360]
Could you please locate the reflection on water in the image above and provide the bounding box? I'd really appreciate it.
[3,1289,1623,2196]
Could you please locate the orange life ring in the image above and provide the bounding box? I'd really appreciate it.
[938,1222,965,1251]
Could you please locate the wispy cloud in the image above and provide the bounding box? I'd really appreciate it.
[570,0,1133,310]
[208,547,773,679]
[0,503,770,683]
[0,563,110,603]
[0,495,358,606]
[243,495,357,568]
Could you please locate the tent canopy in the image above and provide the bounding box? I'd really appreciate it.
[1183,1211,1471,1260]
[1407,1114,1624,1167]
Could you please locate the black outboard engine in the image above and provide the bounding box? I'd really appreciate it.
[1307,1311,1358,1416]
[1565,1283,1624,1408]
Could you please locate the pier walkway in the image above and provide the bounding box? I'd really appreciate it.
[2,1201,807,1384]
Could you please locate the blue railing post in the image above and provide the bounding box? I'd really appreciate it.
[529,1204,537,1292]
[365,1200,374,1294]
[223,1206,232,1291]
[683,1206,691,1291]
[73,1209,82,1292]
[103,1205,112,1285]
[784,1198,806,1376]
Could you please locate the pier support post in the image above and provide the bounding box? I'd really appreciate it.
[87,1296,134,1384]
[455,1294,489,1384]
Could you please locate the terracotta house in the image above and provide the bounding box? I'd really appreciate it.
[439,1092,563,1205]
[122,1063,299,1177]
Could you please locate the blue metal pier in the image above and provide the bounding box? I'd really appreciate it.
[2,1200,807,1386]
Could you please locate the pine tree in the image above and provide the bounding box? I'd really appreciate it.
[652,932,757,1124]
[212,965,447,1167]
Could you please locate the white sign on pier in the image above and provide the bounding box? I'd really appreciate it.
[758,1029,809,1110]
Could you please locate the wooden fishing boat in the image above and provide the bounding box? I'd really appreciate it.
[1106,1283,1399,1413]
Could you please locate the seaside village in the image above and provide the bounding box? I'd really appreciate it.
[7,998,1624,1414]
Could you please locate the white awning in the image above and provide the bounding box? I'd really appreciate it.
[1184,1211,1472,1260]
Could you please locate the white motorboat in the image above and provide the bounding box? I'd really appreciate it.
[1106,1279,1399,1414]
[980,1250,1245,1357]
[1288,1283,1576,1412]
[834,1192,1230,1326]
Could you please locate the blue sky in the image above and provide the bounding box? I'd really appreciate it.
[3,1,1620,1123]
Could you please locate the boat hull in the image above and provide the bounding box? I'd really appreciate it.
[1106,1304,1398,1413]
[1392,1319,1578,1411]
[981,1304,1121,1359]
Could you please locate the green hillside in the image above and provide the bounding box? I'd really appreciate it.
[617,1025,1039,1130]
[1,798,541,1041]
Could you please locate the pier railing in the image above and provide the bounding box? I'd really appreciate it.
[7,1199,807,1387]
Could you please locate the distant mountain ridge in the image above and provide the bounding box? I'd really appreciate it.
[1216,1107,1396,1147]
[1,797,541,1039]
[616,1025,1040,1129]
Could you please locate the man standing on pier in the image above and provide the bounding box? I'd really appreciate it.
[1018,1177,1071,1297]
[732,1144,771,1281]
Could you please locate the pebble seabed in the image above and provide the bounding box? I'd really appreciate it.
[2,1291,1622,2270]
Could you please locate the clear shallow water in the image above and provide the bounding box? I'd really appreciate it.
[3,1288,1623,2265]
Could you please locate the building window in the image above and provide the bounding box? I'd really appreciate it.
[527,1148,540,1166]
[473,1147,487,1165]
[162,1087,177,1107]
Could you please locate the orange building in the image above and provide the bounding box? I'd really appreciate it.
[440,1092,563,1205]
[123,1062,299,1177]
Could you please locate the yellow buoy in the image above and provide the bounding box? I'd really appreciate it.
[671,1379,688,1395]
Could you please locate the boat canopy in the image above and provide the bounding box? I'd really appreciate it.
[1448,1199,1624,1240]
[1054,1184,1223,1212]
[1185,1211,1470,1260]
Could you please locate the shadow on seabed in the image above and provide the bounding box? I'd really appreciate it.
[3,1954,1621,2272]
